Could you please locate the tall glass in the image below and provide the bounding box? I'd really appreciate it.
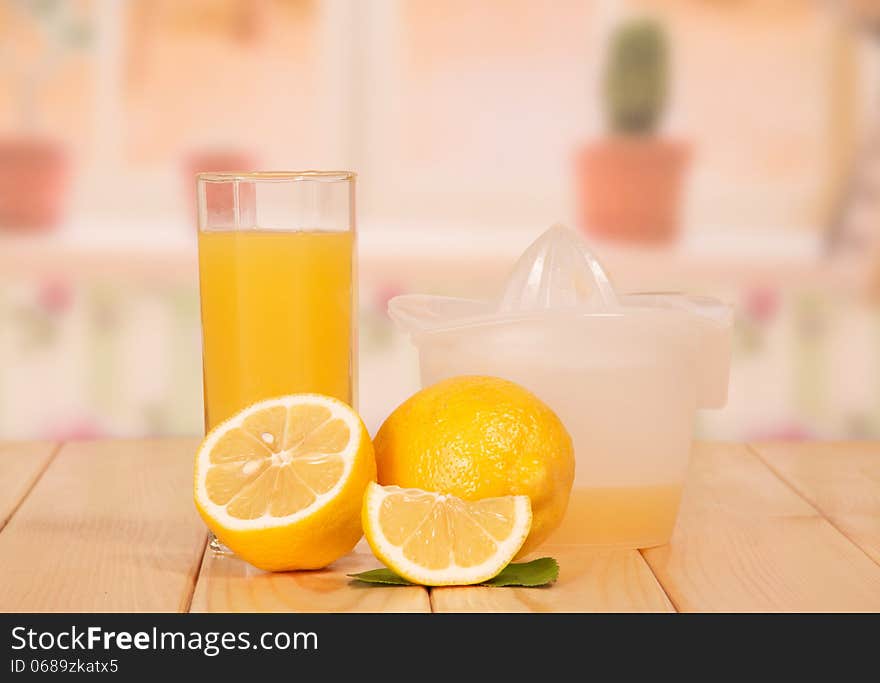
[196,171,357,551]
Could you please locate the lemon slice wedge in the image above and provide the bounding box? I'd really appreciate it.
[194,394,375,571]
[362,482,532,586]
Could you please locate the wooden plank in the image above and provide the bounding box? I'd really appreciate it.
[0,438,207,612]
[431,546,674,613]
[642,442,880,612]
[191,543,431,613]
[0,441,58,530]
[751,441,880,566]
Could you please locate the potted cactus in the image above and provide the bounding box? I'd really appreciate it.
[576,18,690,244]
[0,1,90,232]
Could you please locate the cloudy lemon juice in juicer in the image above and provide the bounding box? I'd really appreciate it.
[197,171,356,431]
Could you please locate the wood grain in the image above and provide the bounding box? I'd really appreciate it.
[191,543,431,613]
[2,439,879,613]
[0,441,58,530]
[642,442,880,612]
[751,441,880,565]
[0,438,207,612]
[431,546,674,613]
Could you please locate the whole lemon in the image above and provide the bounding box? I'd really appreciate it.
[373,375,574,554]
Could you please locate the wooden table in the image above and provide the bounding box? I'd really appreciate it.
[0,439,878,613]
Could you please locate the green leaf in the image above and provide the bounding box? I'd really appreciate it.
[348,568,413,585]
[483,558,559,587]
[348,557,559,588]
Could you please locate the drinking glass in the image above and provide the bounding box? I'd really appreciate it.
[196,171,357,552]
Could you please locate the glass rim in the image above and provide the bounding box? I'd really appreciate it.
[196,170,356,183]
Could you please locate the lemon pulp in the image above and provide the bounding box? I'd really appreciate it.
[194,394,376,571]
[363,482,532,586]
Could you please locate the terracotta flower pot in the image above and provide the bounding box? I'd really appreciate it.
[576,137,690,244]
[0,138,69,232]
[183,149,256,221]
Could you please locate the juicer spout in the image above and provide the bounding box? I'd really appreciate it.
[496,223,620,313]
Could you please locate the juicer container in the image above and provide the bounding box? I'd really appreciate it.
[387,226,732,548]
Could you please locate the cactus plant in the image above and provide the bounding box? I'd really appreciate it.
[2,0,92,130]
[603,18,668,135]
[0,1,91,231]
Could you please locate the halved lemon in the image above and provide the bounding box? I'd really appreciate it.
[194,394,376,572]
[362,482,532,586]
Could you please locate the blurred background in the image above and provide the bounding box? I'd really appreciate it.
[2,0,880,441]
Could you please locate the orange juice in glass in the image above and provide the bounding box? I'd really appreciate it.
[196,171,356,550]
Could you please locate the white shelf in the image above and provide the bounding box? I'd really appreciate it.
[0,216,837,292]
